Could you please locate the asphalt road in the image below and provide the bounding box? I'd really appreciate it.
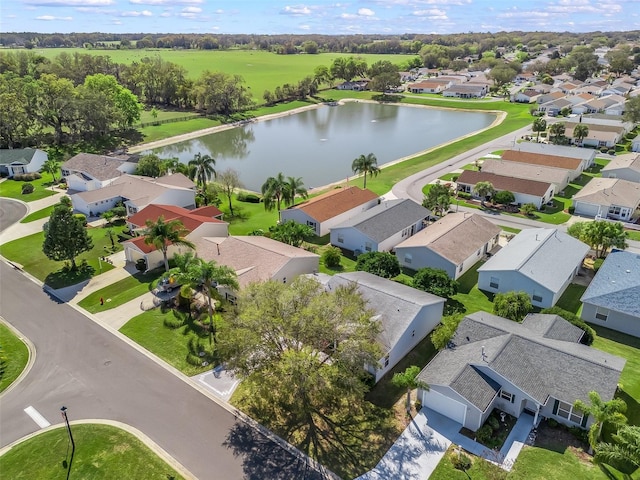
[0,198,27,232]
[0,201,323,480]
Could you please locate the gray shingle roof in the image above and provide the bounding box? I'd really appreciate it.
[0,148,42,166]
[522,313,585,343]
[478,228,590,294]
[417,311,624,409]
[580,250,640,317]
[63,153,136,181]
[332,199,431,243]
[450,365,500,411]
[318,271,444,350]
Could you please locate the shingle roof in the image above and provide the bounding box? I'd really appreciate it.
[521,314,585,343]
[63,153,136,181]
[601,153,640,174]
[127,204,225,232]
[417,312,625,410]
[282,186,378,223]
[456,170,553,197]
[0,148,42,166]
[573,177,640,209]
[450,366,500,412]
[500,149,582,171]
[332,199,431,243]
[317,271,444,350]
[511,143,596,162]
[581,250,640,317]
[395,213,500,265]
[74,174,194,204]
[481,159,571,186]
[478,228,590,294]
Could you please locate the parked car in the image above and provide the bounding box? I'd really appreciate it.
[157,276,182,292]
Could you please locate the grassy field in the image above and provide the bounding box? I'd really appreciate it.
[0,424,184,480]
[77,269,165,314]
[0,227,118,289]
[0,176,58,202]
[0,322,29,392]
[32,49,412,100]
[450,260,494,315]
[555,284,587,314]
[20,205,56,223]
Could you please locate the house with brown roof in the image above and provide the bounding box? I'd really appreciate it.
[506,143,595,172]
[499,149,585,182]
[456,170,555,208]
[193,235,320,301]
[70,173,196,216]
[481,158,572,191]
[572,177,640,221]
[62,153,139,192]
[565,122,626,148]
[395,213,501,279]
[279,186,379,236]
[407,80,449,94]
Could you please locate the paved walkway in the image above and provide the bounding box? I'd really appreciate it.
[0,191,64,244]
[356,408,534,479]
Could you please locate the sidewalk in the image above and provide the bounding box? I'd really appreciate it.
[0,191,64,244]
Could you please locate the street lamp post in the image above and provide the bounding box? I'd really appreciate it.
[60,406,75,480]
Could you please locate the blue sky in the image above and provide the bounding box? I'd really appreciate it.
[1,0,639,35]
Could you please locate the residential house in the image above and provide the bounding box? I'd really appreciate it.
[330,199,431,254]
[62,153,139,192]
[193,235,320,302]
[456,170,555,209]
[442,84,487,98]
[513,90,541,103]
[70,173,196,216]
[312,271,445,383]
[478,228,589,308]
[395,213,501,279]
[123,204,228,270]
[538,98,572,116]
[633,137,640,153]
[407,80,449,94]
[565,122,625,148]
[508,142,596,171]
[572,177,640,221]
[0,148,47,178]
[499,149,585,182]
[601,153,640,183]
[336,80,369,91]
[480,159,572,191]
[279,186,379,237]
[416,311,625,431]
[581,251,640,337]
[536,91,565,105]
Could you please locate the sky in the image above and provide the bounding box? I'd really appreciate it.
[1,0,640,35]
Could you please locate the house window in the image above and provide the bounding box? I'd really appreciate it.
[556,400,584,425]
[404,254,412,264]
[489,276,500,289]
[532,290,543,303]
[500,390,515,403]
[225,293,237,305]
[365,242,372,252]
[384,355,390,367]
[458,264,463,273]
[595,307,609,321]
[337,233,344,244]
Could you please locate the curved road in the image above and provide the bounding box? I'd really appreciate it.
[0,199,324,480]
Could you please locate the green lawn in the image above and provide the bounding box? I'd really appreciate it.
[498,225,521,234]
[0,424,184,480]
[20,205,56,223]
[139,117,222,143]
[138,108,199,124]
[626,230,640,241]
[430,447,507,480]
[0,176,58,202]
[119,308,213,377]
[438,172,460,182]
[77,269,165,314]
[0,227,119,289]
[555,284,587,314]
[0,322,29,392]
[450,260,494,315]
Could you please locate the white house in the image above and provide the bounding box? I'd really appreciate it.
[581,251,640,337]
[279,186,379,237]
[313,271,445,383]
[480,159,572,191]
[601,153,640,183]
[572,177,640,222]
[417,312,625,431]
[500,148,588,181]
[478,228,589,308]
[0,148,47,178]
[395,213,501,279]
[62,153,138,192]
[330,199,431,254]
[70,173,196,216]
[442,84,487,98]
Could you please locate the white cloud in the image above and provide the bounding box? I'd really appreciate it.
[26,0,113,5]
[340,13,358,19]
[299,24,311,30]
[182,6,201,13]
[358,7,375,16]
[36,14,73,20]
[160,11,171,17]
[120,9,152,16]
[280,5,312,16]
[413,8,446,16]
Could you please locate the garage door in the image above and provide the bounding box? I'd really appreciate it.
[422,389,466,425]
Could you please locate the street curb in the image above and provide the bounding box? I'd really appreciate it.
[0,419,197,480]
[0,316,35,398]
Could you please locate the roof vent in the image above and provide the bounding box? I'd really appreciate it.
[626,269,631,273]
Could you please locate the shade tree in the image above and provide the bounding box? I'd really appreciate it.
[492,291,533,322]
[42,204,93,271]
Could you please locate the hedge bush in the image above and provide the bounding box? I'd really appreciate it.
[21,182,34,194]
[74,213,87,226]
[476,424,493,444]
[237,192,261,203]
[321,246,342,268]
[14,172,42,181]
[457,191,472,200]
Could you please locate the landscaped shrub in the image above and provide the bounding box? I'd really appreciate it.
[450,451,472,472]
[547,418,558,428]
[73,213,87,226]
[593,258,604,272]
[135,258,147,272]
[600,147,609,153]
[540,306,596,345]
[457,191,471,200]
[163,313,186,329]
[607,149,615,155]
[476,424,493,444]
[488,416,500,431]
[237,192,261,203]
[321,246,342,268]
[14,172,41,181]
[21,182,34,194]
[568,206,575,214]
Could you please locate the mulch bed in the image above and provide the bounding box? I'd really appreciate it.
[534,420,589,453]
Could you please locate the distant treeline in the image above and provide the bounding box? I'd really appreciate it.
[2,31,639,55]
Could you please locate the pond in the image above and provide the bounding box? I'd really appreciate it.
[150,102,496,192]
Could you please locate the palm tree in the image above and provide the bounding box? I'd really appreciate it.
[574,390,627,453]
[143,216,195,272]
[351,153,380,189]
[189,153,216,204]
[187,258,238,342]
[284,176,308,207]
[261,172,288,212]
[573,123,589,146]
[473,181,495,206]
[595,425,640,475]
[549,122,566,145]
[532,117,547,142]
[40,158,60,182]
[391,365,429,414]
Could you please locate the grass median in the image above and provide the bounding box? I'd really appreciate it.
[0,322,29,392]
[0,423,184,480]
[0,176,58,202]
